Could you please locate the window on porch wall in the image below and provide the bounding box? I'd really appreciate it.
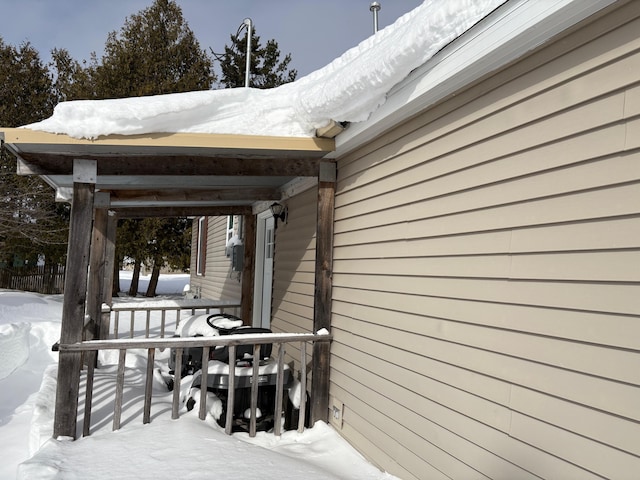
[226,215,235,243]
[196,216,207,276]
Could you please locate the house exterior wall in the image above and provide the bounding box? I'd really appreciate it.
[329,4,640,479]
[270,187,318,372]
[189,216,242,314]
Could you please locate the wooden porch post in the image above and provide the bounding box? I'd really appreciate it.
[311,161,336,424]
[99,211,117,340]
[241,214,256,324]
[54,159,96,439]
[86,193,110,342]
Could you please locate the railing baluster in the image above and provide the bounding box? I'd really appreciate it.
[145,310,151,338]
[143,348,155,424]
[114,311,120,339]
[172,348,182,420]
[82,350,97,437]
[198,346,210,421]
[130,311,135,338]
[298,342,307,433]
[160,310,166,339]
[113,349,127,431]
[274,343,285,436]
[249,344,261,437]
[225,345,236,435]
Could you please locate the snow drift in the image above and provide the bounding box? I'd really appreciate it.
[0,323,31,380]
[1,278,397,480]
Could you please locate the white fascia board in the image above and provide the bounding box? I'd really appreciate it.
[251,176,318,214]
[280,176,318,200]
[33,173,72,202]
[55,186,73,202]
[328,0,617,158]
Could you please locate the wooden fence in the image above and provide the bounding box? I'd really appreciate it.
[0,264,65,294]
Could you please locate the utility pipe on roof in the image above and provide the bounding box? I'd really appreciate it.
[370,2,381,34]
[243,18,253,87]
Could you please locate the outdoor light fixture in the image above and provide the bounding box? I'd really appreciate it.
[270,202,288,226]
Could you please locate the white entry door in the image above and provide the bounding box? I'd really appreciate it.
[253,212,275,328]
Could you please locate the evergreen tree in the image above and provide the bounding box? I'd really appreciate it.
[0,38,69,267]
[93,0,215,98]
[88,0,213,295]
[50,48,95,101]
[115,219,148,296]
[143,217,191,297]
[216,28,297,88]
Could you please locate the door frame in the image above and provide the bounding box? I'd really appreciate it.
[252,209,275,328]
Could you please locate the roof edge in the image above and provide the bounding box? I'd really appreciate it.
[1,128,335,153]
[327,0,618,158]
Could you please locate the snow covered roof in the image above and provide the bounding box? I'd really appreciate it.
[1,0,618,211]
[23,0,506,140]
[331,0,618,156]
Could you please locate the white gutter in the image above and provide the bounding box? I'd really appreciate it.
[327,0,619,158]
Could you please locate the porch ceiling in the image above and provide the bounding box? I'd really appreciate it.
[1,128,335,216]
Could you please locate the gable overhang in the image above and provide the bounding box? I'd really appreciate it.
[327,0,620,158]
[1,128,335,216]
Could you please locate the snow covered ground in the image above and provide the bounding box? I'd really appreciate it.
[0,273,397,480]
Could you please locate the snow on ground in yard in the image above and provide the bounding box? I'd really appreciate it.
[0,274,397,480]
[118,270,190,295]
[24,0,504,139]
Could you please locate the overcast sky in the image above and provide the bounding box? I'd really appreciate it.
[2,0,424,79]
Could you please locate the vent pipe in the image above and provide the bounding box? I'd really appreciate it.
[370,2,381,33]
[243,18,253,87]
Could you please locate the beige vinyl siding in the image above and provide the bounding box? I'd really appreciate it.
[189,216,241,313]
[271,187,317,373]
[330,4,640,479]
[271,187,317,334]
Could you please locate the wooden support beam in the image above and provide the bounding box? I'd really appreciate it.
[113,205,253,218]
[310,161,336,424]
[54,160,96,439]
[86,193,110,343]
[107,187,280,203]
[82,194,107,386]
[99,211,117,340]
[17,152,321,177]
[241,214,256,324]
